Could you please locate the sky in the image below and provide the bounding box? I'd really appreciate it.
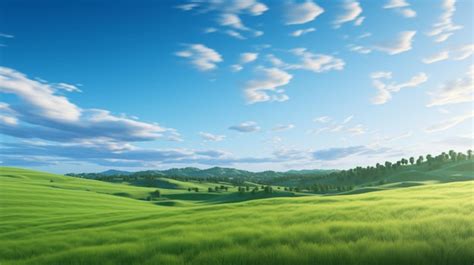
[0,0,473,173]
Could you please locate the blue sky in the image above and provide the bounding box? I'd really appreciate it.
[0,0,473,173]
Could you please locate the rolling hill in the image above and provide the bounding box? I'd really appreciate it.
[1,167,473,265]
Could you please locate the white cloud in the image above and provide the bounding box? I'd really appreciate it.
[384,0,416,18]
[219,13,248,30]
[272,124,295,131]
[452,44,474,60]
[288,48,345,73]
[342,115,354,124]
[0,67,181,143]
[310,115,363,137]
[199,132,225,142]
[290,28,316,37]
[225,30,246,39]
[0,67,81,122]
[422,44,474,64]
[232,53,259,72]
[244,67,293,104]
[176,44,223,71]
[55,82,82,92]
[427,0,462,43]
[230,64,243,72]
[422,51,450,64]
[240,52,258,64]
[348,44,372,54]
[285,1,324,25]
[204,27,217,34]
[427,65,473,107]
[371,71,428,104]
[333,1,363,28]
[229,121,260,132]
[425,112,474,133]
[347,124,365,135]
[177,0,267,39]
[357,32,372,39]
[399,8,416,18]
[354,16,365,26]
[266,54,285,67]
[383,0,409,8]
[374,31,416,55]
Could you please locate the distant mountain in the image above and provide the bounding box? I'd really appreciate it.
[100,169,132,176]
[68,167,334,180]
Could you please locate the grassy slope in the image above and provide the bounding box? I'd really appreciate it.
[1,167,473,265]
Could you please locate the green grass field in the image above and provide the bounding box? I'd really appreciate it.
[1,167,473,265]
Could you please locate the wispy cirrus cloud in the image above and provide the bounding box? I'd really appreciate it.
[425,111,474,133]
[272,124,295,132]
[374,31,416,55]
[244,67,293,104]
[231,52,259,72]
[199,132,226,142]
[290,28,316,37]
[333,0,364,28]
[288,48,345,73]
[177,0,267,39]
[285,1,324,25]
[427,0,462,43]
[347,44,372,54]
[427,65,473,107]
[371,71,428,104]
[176,44,223,71]
[310,115,363,136]
[383,0,416,18]
[422,44,474,64]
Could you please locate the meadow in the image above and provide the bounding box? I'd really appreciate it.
[1,167,473,265]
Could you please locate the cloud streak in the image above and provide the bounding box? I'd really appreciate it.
[285,1,324,25]
[427,0,462,43]
[427,65,473,107]
[333,1,363,28]
[176,44,223,71]
[371,71,428,104]
[425,112,474,133]
[244,67,293,104]
[229,121,261,132]
[374,31,416,55]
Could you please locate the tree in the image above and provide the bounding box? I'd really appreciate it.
[208,187,213,192]
[416,155,424,165]
[151,189,161,198]
[448,150,456,161]
[426,154,433,165]
[409,157,415,165]
[467,149,472,159]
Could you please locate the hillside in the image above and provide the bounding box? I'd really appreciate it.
[1,167,473,265]
[68,153,474,196]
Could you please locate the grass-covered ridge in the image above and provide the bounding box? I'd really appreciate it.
[1,167,473,265]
